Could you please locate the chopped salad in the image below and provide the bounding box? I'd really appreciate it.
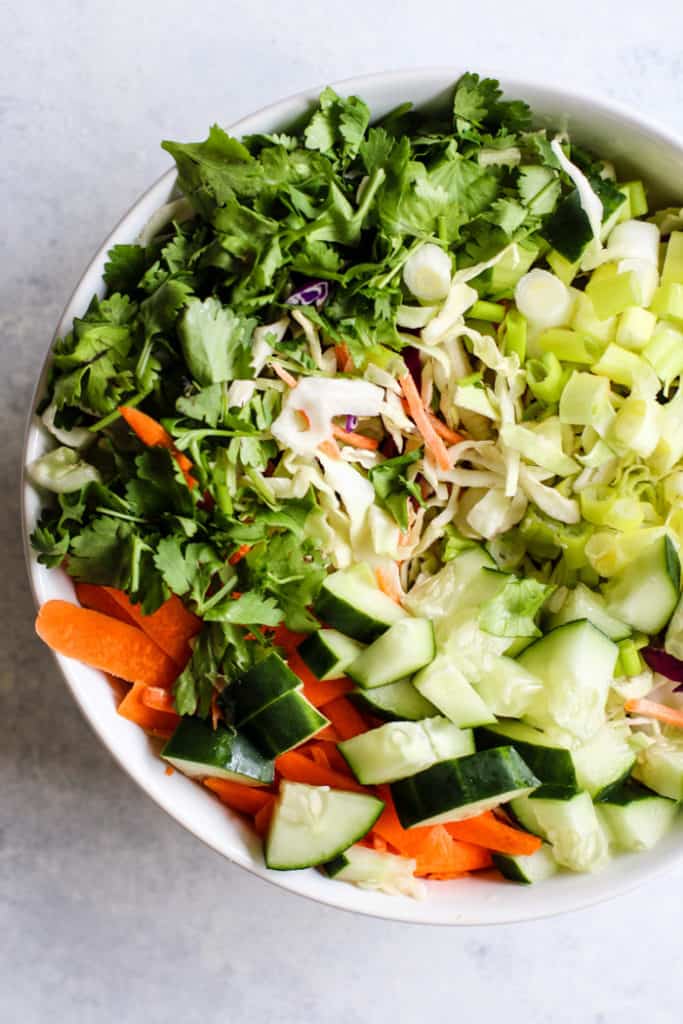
[31,73,683,896]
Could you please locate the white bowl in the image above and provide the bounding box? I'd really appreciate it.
[22,69,683,925]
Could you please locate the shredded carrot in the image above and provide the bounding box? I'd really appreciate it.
[399,374,452,471]
[309,745,331,768]
[334,343,354,372]
[331,425,380,451]
[271,625,308,656]
[323,697,371,740]
[204,778,273,816]
[104,588,201,670]
[165,765,175,776]
[210,692,222,730]
[446,811,542,856]
[272,363,298,388]
[36,601,179,688]
[372,834,388,853]
[228,544,252,566]
[117,682,179,737]
[400,397,464,445]
[315,723,341,742]
[625,698,683,728]
[119,405,198,488]
[374,565,402,604]
[426,871,469,881]
[253,796,276,837]
[275,750,365,792]
[141,686,176,713]
[299,740,353,775]
[75,582,137,626]
[301,676,354,708]
[318,438,342,459]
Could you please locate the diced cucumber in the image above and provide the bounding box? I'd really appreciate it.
[518,620,618,741]
[265,782,384,870]
[314,563,406,642]
[633,731,683,799]
[161,717,274,785]
[572,721,635,798]
[596,779,678,851]
[232,652,301,725]
[347,617,435,689]
[404,547,498,640]
[545,583,631,641]
[476,720,577,788]
[603,535,680,634]
[323,844,422,897]
[239,689,328,758]
[338,716,474,785]
[665,594,683,661]
[466,654,542,718]
[492,844,559,884]
[349,678,439,721]
[412,653,495,728]
[297,629,365,681]
[391,746,540,828]
[511,789,609,872]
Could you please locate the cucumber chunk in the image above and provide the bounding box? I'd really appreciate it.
[265,782,384,870]
[404,547,499,642]
[476,720,577,788]
[572,721,635,798]
[466,655,542,718]
[323,845,422,897]
[297,629,365,681]
[665,593,683,661]
[518,620,618,741]
[350,678,439,721]
[596,779,678,851]
[633,731,683,799]
[314,563,406,642]
[511,789,609,872]
[161,717,274,785]
[413,653,495,728]
[546,583,631,641]
[347,617,435,689]
[391,746,540,828]
[603,535,680,634]
[339,717,474,785]
[493,844,559,884]
[240,689,328,758]
[232,652,302,726]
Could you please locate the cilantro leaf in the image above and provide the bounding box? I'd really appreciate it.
[368,448,425,530]
[174,622,259,717]
[178,298,256,385]
[103,245,148,293]
[204,591,282,626]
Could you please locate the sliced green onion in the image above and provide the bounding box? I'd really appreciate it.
[526,353,567,405]
[579,486,644,531]
[559,371,613,432]
[606,220,660,265]
[570,291,616,345]
[592,343,657,390]
[500,308,527,362]
[547,250,579,286]
[515,269,574,331]
[585,269,642,320]
[662,231,683,285]
[617,639,643,677]
[539,328,601,365]
[615,306,656,351]
[617,258,659,307]
[649,282,683,324]
[468,300,506,323]
[642,324,683,389]
[29,446,101,494]
[622,181,648,219]
[396,304,438,329]
[454,383,498,420]
[609,396,661,458]
[501,423,579,477]
[403,243,452,302]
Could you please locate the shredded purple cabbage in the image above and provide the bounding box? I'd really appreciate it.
[643,647,683,689]
[345,415,358,433]
[403,346,422,388]
[287,280,329,307]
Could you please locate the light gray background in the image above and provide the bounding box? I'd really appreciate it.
[4,2,683,1021]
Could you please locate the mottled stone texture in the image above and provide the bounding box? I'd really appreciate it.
[3,1,683,1020]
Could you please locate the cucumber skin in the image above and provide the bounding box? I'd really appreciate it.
[391,746,540,829]
[232,653,302,725]
[240,691,328,759]
[161,717,274,784]
[476,724,578,789]
[349,681,439,722]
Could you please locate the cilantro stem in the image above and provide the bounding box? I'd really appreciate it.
[94,507,148,524]
[88,390,150,431]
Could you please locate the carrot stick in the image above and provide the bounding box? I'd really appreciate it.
[36,601,179,688]
[119,405,197,488]
[314,723,341,742]
[399,373,452,471]
[301,677,353,707]
[446,811,542,855]
[228,544,252,566]
[204,778,274,816]
[400,397,464,445]
[275,750,366,792]
[117,682,180,737]
[407,826,493,876]
[104,588,201,670]
[309,745,331,768]
[300,740,353,775]
[253,797,276,837]
[323,697,371,740]
[272,625,308,657]
[318,438,342,459]
[374,565,402,604]
[75,582,137,626]
[625,698,683,728]
[334,343,354,372]
[271,363,298,388]
[331,425,380,451]
[141,686,177,713]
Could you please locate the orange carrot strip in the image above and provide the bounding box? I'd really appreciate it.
[119,405,198,488]
[253,797,276,837]
[318,438,342,459]
[334,343,352,371]
[399,373,451,471]
[331,425,380,451]
[104,588,201,670]
[446,811,542,856]
[286,649,319,690]
[302,677,353,707]
[275,750,365,792]
[372,787,433,855]
[204,778,274,816]
[315,723,341,742]
[272,363,298,388]
[625,698,683,728]
[141,686,176,713]
[75,582,137,626]
[117,682,180,737]
[165,765,175,776]
[426,872,468,881]
[301,740,353,775]
[228,543,252,566]
[323,697,370,740]
[372,834,388,853]
[400,397,464,445]
[36,601,179,688]
[374,565,402,604]
[404,826,493,876]
[272,625,308,656]
[309,745,331,768]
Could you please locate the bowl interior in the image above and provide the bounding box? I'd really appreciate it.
[22,68,683,925]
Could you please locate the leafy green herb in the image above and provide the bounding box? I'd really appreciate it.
[368,448,425,530]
